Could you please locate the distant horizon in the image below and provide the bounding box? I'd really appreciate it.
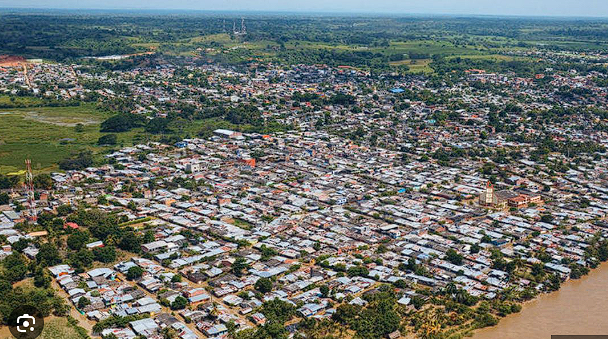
[1,7,608,20]
[1,0,608,19]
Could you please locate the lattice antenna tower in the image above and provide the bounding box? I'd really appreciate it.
[25,159,36,221]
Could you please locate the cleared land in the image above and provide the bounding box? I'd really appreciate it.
[0,104,247,174]
[0,316,83,339]
[0,105,134,174]
[389,58,433,73]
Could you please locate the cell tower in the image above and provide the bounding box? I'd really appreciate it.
[233,18,247,36]
[25,159,37,221]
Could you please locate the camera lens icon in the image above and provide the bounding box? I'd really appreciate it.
[17,314,36,332]
[9,306,44,339]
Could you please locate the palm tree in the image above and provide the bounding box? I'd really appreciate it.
[444,282,458,297]
[419,310,442,339]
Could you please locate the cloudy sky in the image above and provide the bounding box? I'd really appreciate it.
[1,0,608,17]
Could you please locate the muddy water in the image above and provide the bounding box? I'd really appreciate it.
[472,262,608,339]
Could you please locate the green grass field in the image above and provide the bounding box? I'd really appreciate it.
[0,105,136,174]
[389,59,433,73]
[194,36,518,74]
[0,95,47,107]
[0,317,84,339]
[0,103,248,174]
[386,40,483,57]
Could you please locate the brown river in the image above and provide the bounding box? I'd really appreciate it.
[472,261,608,339]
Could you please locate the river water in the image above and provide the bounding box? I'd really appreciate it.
[472,261,608,339]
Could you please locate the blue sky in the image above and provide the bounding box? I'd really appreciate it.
[1,0,608,17]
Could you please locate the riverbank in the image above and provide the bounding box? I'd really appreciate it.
[471,261,608,339]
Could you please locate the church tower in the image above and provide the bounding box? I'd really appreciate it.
[479,181,494,206]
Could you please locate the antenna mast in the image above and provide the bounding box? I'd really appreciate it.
[25,159,37,221]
